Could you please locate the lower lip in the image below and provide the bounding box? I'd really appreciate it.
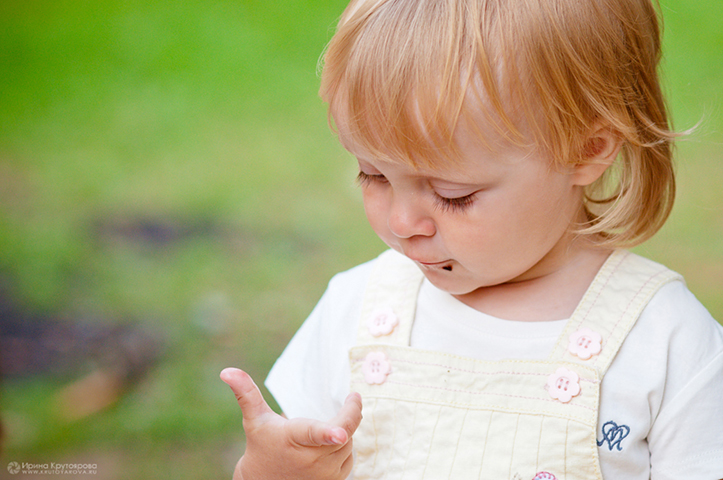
[419,261,454,271]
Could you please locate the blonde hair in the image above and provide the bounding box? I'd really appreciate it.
[319,0,679,247]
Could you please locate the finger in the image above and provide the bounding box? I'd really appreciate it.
[220,368,274,425]
[339,445,355,479]
[285,417,349,447]
[329,392,363,442]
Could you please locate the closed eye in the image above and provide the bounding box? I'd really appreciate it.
[433,193,476,213]
[358,170,477,213]
[356,170,387,185]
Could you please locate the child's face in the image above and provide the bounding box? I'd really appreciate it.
[341,123,590,299]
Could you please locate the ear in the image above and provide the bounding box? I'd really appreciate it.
[571,125,623,186]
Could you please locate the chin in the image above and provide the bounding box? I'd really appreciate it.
[423,273,479,296]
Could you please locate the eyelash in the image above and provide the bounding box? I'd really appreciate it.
[356,171,385,186]
[356,171,476,213]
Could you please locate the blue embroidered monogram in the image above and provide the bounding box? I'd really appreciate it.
[597,421,630,451]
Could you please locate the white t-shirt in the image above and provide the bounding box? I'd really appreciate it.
[266,257,723,480]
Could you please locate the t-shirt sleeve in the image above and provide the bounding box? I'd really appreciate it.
[649,350,723,479]
[646,283,723,479]
[264,260,372,422]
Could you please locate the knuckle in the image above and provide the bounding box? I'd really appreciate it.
[285,419,323,446]
[306,425,318,445]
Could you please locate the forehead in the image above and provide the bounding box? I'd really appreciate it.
[331,91,537,171]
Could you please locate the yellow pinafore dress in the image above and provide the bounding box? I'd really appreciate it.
[349,250,680,480]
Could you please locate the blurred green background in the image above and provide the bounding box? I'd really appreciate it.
[0,0,720,478]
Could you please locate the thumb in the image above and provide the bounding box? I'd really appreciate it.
[220,367,274,425]
[328,392,363,445]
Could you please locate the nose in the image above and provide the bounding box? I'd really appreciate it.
[387,193,436,239]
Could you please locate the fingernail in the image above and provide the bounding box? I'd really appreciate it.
[330,429,346,445]
[219,368,236,385]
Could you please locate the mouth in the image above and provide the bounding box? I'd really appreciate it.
[417,260,454,272]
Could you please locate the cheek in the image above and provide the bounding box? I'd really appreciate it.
[443,192,534,250]
[501,181,580,249]
[362,189,390,237]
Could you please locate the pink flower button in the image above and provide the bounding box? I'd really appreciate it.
[362,351,392,385]
[546,367,581,403]
[367,307,399,337]
[568,327,602,360]
[532,473,557,480]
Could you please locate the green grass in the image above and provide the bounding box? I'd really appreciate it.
[0,0,721,478]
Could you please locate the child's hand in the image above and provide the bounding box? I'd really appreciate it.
[220,367,362,480]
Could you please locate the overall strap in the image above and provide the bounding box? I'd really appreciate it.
[356,249,424,346]
[549,250,683,374]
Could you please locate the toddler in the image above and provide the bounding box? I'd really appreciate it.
[221,0,723,478]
